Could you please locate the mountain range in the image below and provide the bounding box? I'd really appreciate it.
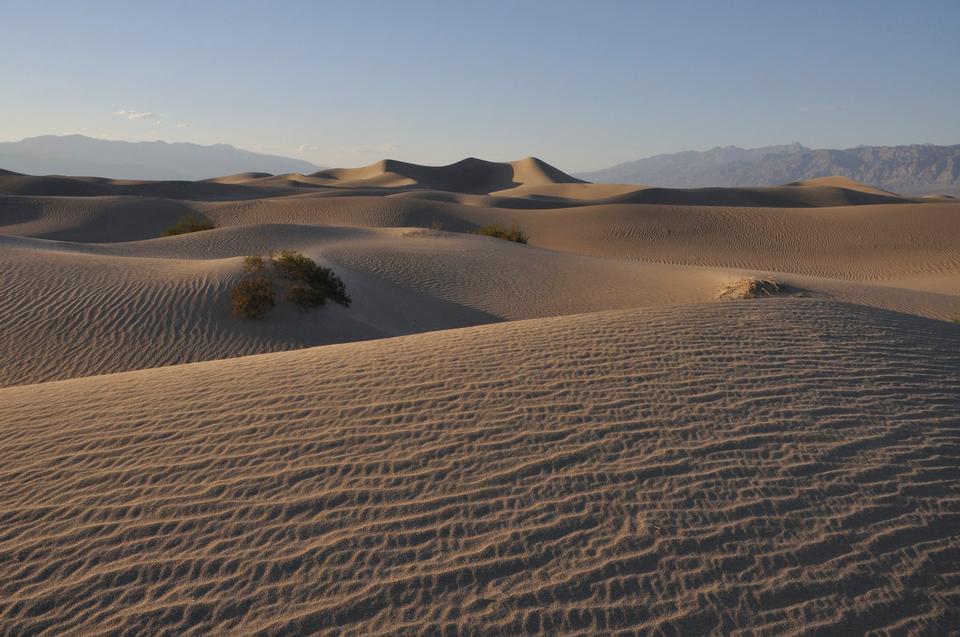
[3,136,960,196]
[0,135,321,180]
[577,143,960,195]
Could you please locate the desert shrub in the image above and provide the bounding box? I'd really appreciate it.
[242,254,265,273]
[229,251,350,318]
[286,282,325,310]
[272,250,317,281]
[164,216,215,236]
[430,220,444,231]
[316,267,351,307]
[272,250,351,307]
[717,277,784,300]
[231,275,275,319]
[475,224,528,244]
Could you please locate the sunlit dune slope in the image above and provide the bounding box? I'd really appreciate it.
[1,300,958,635]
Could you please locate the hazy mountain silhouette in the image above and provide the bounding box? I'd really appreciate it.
[578,143,960,195]
[0,135,321,180]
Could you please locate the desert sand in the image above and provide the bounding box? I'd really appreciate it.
[1,158,959,635]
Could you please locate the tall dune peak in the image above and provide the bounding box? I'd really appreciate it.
[311,156,582,193]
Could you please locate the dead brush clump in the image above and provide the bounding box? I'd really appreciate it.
[230,250,350,319]
[717,277,784,300]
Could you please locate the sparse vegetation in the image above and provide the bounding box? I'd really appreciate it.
[242,254,265,273]
[230,275,275,319]
[230,250,350,319]
[285,283,325,310]
[164,216,215,236]
[272,250,319,281]
[430,220,444,231]
[717,277,784,300]
[475,224,528,244]
[273,250,351,307]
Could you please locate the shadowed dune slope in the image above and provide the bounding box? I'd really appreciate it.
[1,300,958,636]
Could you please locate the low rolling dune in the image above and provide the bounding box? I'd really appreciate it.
[1,158,959,635]
[1,301,959,635]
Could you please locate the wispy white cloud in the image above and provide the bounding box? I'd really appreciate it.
[296,144,321,154]
[174,122,191,128]
[112,109,157,120]
[798,105,839,113]
[352,142,397,155]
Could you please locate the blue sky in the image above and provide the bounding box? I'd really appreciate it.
[2,0,958,170]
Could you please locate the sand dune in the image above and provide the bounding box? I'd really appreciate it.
[2,160,960,634]
[0,227,727,387]
[5,193,958,282]
[4,223,958,387]
[1,300,958,635]
[202,172,275,184]
[311,157,585,193]
[784,175,902,197]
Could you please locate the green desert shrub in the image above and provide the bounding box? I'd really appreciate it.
[164,215,215,236]
[475,224,528,244]
[230,275,275,319]
[272,250,318,281]
[229,251,350,319]
[272,250,351,307]
[285,282,325,310]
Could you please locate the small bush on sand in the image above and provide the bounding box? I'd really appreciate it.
[272,250,351,307]
[475,224,528,244]
[164,216,215,236]
[231,275,275,319]
[272,250,317,281]
[285,283,325,310]
[230,251,350,319]
[242,254,265,273]
[717,277,784,300]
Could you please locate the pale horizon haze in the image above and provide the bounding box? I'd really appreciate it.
[2,0,958,171]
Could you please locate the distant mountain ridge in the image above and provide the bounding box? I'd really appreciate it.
[0,135,321,180]
[577,143,960,195]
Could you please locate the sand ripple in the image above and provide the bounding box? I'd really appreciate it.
[1,300,958,635]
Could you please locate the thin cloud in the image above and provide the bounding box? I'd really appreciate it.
[297,144,321,153]
[112,110,157,121]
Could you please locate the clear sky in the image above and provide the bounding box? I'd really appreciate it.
[2,0,958,171]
